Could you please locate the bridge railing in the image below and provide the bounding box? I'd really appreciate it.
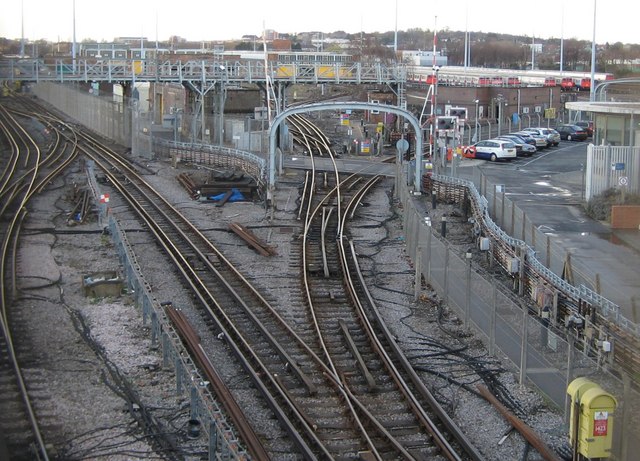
[0,57,406,85]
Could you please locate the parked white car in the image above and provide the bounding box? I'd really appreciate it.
[467,139,517,161]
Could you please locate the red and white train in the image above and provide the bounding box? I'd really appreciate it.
[408,66,614,91]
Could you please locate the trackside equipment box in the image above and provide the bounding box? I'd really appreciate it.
[567,377,617,458]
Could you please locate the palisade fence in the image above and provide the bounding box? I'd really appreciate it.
[460,115,556,145]
[31,82,269,160]
[31,82,132,147]
[586,144,640,200]
[398,177,638,460]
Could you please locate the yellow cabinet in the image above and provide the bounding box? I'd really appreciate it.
[567,377,617,459]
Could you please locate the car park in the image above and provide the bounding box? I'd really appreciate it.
[574,121,594,137]
[556,124,588,141]
[497,135,536,156]
[513,131,547,149]
[522,127,561,147]
[465,139,517,161]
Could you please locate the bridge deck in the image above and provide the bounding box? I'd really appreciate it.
[1,58,406,85]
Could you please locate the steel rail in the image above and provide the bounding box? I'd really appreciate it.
[78,134,380,458]
[298,140,385,459]
[292,111,485,459]
[297,124,444,458]
[0,97,61,461]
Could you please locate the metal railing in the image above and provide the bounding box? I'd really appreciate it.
[1,57,406,85]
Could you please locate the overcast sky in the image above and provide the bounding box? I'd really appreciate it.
[1,0,637,45]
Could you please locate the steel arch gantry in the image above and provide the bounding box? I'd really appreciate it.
[268,101,423,197]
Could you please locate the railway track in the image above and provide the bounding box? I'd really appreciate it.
[292,117,484,460]
[72,105,488,458]
[0,93,79,460]
[76,132,371,458]
[0,93,573,460]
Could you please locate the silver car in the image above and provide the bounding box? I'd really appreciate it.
[514,131,548,149]
[523,127,561,147]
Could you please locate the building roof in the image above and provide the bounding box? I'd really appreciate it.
[566,101,640,115]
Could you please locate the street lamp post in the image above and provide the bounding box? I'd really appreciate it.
[474,99,479,142]
[497,95,503,137]
[431,66,440,172]
[589,0,597,102]
[496,94,507,137]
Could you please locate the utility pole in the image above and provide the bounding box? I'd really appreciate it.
[590,0,597,102]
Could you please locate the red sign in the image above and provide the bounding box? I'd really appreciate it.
[99,193,110,203]
[594,412,608,436]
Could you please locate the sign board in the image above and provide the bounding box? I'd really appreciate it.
[593,411,609,436]
[99,193,110,204]
[396,139,409,154]
[254,107,268,121]
[611,162,625,171]
[361,142,370,153]
[544,108,556,119]
[619,176,629,186]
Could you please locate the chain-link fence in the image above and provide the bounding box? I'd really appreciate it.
[468,167,637,331]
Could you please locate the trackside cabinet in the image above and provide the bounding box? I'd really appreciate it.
[567,377,617,459]
[568,378,600,449]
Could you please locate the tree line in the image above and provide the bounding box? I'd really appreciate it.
[2,28,638,77]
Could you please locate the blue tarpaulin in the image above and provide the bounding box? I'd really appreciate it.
[207,188,245,202]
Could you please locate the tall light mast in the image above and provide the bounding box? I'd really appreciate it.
[589,0,597,102]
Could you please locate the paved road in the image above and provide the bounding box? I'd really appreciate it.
[456,141,639,320]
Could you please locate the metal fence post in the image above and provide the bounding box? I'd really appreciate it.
[500,187,505,227]
[546,235,551,268]
[489,280,497,356]
[414,245,423,302]
[465,250,472,328]
[518,244,525,297]
[444,245,450,304]
[564,332,576,424]
[426,220,432,283]
[519,303,528,385]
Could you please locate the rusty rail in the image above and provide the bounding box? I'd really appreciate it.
[228,222,276,256]
[476,385,562,461]
[165,305,268,460]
